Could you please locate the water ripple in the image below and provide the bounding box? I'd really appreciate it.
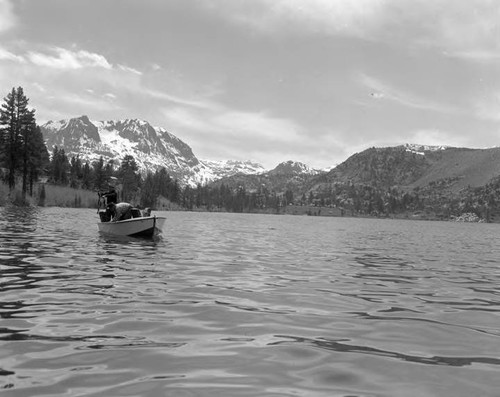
[270,335,500,367]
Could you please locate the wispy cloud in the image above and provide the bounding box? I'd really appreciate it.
[0,46,25,63]
[444,49,500,63]
[0,44,146,123]
[160,102,306,166]
[208,0,500,62]
[145,88,217,110]
[103,93,117,100]
[431,1,500,61]
[27,47,113,70]
[408,128,461,147]
[473,91,500,122]
[204,0,386,38]
[358,72,457,114]
[162,105,302,142]
[118,64,142,75]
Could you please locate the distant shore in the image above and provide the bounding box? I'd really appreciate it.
[177,204,488,223]
[1,183,488,223]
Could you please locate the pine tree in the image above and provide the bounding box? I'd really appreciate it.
[81,161,93,190]
[92,156,106,190]
[20,110,36,197]
[118,155,140,202]
[69,155,83,188]
[38,184,46,206]
[27,125,49,196]
[50,146,69,184]
[0,88,21,189]
[141,171,156,207]
[169,179,181,204]
[0,87,46,195]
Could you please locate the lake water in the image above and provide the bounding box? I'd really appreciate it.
[1,207,499,397]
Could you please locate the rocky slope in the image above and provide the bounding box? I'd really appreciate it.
[308,144,500,193]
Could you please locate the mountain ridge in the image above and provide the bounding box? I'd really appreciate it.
[314,144,500,193]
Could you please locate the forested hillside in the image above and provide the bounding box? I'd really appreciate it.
[320,146,429,188]
[302,145,500,221]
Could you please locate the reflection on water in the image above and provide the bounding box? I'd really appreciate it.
[1,207,499,396]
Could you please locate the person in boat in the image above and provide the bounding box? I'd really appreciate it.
[107,202,133,222]
[100,184,118,206]
[99,176,120,205]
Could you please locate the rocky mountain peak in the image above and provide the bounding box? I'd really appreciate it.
[269,160,318,175]
[43,115,101,149]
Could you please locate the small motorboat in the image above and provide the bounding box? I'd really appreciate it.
[97,206,166,237]
[98,213,166,237]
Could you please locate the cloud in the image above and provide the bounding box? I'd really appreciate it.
[27,47,113,70]
[204,0,386,38]
[358,72,457,114]
[431,1,500,60]
[206,0,500,61]
[160,103,309,166]
[0,46,25,63]
[32,82,46,92]
[145,88,217,110]
[0,44,147,123]
[408,128,468,148]
[444,49,500,63]
[473,91,500,122]
[0,0,15,33]
[163,105,301,142]
[118,64,142,75]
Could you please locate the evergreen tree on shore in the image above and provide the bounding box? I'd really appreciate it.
[119,155,141,202]
[0,87,49,197]
[0,87,22,189]
[50,146,69,185]
[26,125,49,196]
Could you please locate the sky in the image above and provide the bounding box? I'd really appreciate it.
[1,0,499,170]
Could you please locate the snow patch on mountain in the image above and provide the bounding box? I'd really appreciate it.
[404,143,449,156]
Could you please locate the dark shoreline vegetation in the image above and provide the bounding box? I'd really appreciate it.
[1,86,498,223]
[0,181,488,224]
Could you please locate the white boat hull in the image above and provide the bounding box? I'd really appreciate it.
[97,216,166,237]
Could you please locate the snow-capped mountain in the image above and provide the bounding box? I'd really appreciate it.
[40,116,265,186]
[268,160,321,175]
[200,159,266,182]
